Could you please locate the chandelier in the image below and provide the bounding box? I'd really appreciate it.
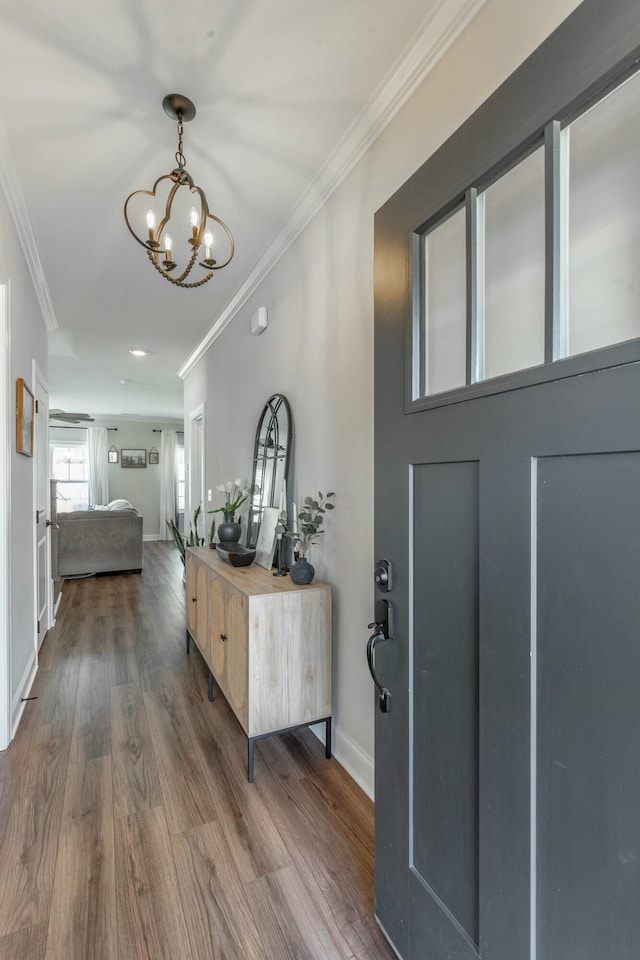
[124,94,234,289]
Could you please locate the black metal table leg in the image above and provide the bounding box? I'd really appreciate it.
[208,671,214,701]
[325,717,332,759]
[186,630,190,654]
[248,738,254,783]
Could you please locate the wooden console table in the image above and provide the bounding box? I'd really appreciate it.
[185,547,332,781]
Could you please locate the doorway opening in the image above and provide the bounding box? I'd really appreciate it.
[188,403,205,541]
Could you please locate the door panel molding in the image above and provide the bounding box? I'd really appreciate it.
[411,460,479,943]
[536,451,640,957]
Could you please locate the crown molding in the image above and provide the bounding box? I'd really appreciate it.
[0,111,58,332]
[178,0,487,379]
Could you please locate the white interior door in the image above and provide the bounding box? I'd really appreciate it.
[188,405,205,539]
[33,363,51,647]
[0,283,10,748]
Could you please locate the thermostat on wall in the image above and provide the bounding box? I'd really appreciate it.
[251,306,268,335]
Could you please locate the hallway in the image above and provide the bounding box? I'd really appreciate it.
[0,543,393,960]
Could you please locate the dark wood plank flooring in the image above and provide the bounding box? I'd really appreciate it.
[0,543,395,960]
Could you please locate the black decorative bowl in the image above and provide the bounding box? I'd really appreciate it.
[217,542,256,566]
[228,547,256,567]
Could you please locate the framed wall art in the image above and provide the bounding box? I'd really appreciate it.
[16,378,34,457]
[121,448,147,468]
[148,447,159,464]
[108,445,119,463]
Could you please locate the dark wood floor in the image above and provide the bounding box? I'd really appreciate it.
[0,542,394,960]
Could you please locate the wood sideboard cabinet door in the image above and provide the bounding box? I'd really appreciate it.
[195,562,210,661]
[208,573,226,680]
[186,553,198,642]
[225,588,249,731]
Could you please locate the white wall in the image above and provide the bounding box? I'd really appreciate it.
[0,178,48,725]
[50,418,182,538]
[185,0,582,796]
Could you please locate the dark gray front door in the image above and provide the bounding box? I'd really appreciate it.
[372,3,640,958]
[373,364,640,960]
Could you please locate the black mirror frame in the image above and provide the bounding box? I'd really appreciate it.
[246,394,293,551]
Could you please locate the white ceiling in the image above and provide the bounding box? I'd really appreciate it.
[0,0,477,420]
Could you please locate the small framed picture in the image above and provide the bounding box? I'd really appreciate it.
[16,378,34,457]
[255,506,279,570]
[108,446,119,464]
[148,447,159,464]
[121,448,147,468]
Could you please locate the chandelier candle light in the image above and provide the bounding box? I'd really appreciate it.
[124,94,234,289]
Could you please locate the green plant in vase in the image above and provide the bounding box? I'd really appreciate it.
[284,492,334,584]
[167,504,204,566]
[208,478,249,544]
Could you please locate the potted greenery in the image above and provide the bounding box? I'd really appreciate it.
[284,492,334,585]
[208,478,249,543]
[167,505,204,567]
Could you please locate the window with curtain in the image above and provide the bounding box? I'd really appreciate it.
[176,444,185,514]
[159,430,180,540]
[50,443,89,511]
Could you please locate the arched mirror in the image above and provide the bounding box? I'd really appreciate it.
[246,395,293,548]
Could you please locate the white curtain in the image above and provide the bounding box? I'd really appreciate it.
[159,430,177,540]
[88,427,109,506]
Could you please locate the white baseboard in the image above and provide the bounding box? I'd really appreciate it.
[11,648,38,740]
[143,534,160,542]
[310,722,374,800]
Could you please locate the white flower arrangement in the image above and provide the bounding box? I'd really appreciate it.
[211,478,250,519]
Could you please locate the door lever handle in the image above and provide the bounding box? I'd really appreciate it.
[367,627,392,713]
[46,520,59,529]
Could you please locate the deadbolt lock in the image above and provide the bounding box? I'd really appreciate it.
[374,559,393,593]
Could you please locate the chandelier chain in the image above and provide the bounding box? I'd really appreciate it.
[175,117,186,170]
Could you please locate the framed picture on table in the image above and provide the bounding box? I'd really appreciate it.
[16,378,34,457]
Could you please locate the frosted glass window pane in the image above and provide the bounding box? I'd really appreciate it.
[567,71,640,356]
[51,447,70,480]
[56,482,89,512]
[482,147,545,379]
[424,207,466,395]
[51,444,87,483]
[52,461,68,481]
[68,462,84,481]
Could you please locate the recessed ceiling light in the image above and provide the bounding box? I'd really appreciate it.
[129,349,147,357]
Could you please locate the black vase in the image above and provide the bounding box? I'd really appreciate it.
[289,557,315,585]
[218,512,241,543]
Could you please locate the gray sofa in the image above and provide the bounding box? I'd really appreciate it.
[55,507,143,577]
